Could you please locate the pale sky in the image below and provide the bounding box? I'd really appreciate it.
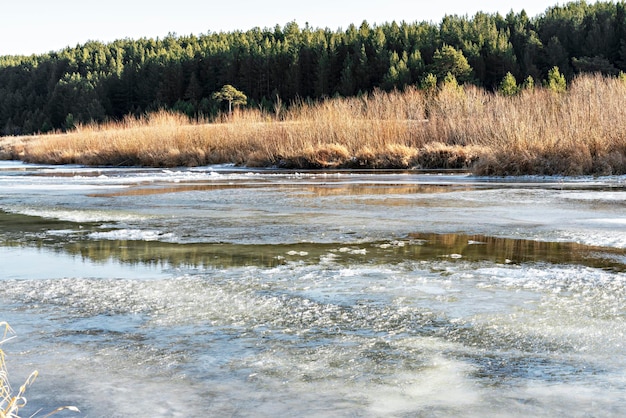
[1,0,563,56]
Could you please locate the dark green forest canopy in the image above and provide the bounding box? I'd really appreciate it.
[2,0,626,135]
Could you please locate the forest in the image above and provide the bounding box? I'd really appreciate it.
[1,0,626,135]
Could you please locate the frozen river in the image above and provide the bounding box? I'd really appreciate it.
[0,161,625,417]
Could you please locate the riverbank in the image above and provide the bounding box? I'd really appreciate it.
[2,74,625,176]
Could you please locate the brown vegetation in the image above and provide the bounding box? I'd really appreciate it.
[1,74,626,176]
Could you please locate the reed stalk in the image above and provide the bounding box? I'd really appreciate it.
[2,73,625,175]
[0,323,79,418]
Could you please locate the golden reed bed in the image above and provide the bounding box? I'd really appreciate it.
[2,74,625,176]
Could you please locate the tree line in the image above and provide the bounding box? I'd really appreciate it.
[2,0,626,135]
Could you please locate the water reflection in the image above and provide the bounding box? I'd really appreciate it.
[89,182,477,198]
[2,209,623,271]
[89,183,263,198]
[0,210,99,235]
[4,163,626,417]
[408,233,626,271]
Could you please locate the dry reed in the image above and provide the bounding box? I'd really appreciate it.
[2,73,625,175]
[0,322,33,418]
[0,323,79,418]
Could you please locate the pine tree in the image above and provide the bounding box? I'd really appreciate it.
[430,45,473,83]
[212,84,247,115]
[522,75,535,90]
[420,73,437,91]
[546,66,567,92]
[498,72,519,96]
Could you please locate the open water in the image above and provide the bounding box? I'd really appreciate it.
[0,161,625,417]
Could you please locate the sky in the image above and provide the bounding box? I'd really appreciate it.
[1,0,564,56]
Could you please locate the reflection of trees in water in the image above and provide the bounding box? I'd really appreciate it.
[64,240,293,269]
[408,232,625,270]
[54,233,626,272]
[2,207,623,270]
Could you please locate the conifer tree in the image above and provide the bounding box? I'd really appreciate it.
[498,72,519,96]
[522,75,535,90]
[4,2,626,134]
[212,85,247,115]
[420,73,437,91]
[430,45,473,83]
[546,66,567,92]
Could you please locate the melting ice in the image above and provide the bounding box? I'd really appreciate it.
[0,161,625,417]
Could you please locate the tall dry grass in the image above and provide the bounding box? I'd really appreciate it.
[0,323,79,418]
[0,322,34,418]
[2,73,626,175]
[464,75,626,175]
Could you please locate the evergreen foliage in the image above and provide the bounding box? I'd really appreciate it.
[420,73,438,91]
[429,45,473,83]
[499,72,520,96]
[212,84,247,114]
[546,66,567,92]
[522,75,536,90]
[1,1,626,134]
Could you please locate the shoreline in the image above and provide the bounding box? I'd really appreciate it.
[2,74,626,176]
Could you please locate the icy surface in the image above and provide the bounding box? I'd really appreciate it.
[1,161,625,417]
